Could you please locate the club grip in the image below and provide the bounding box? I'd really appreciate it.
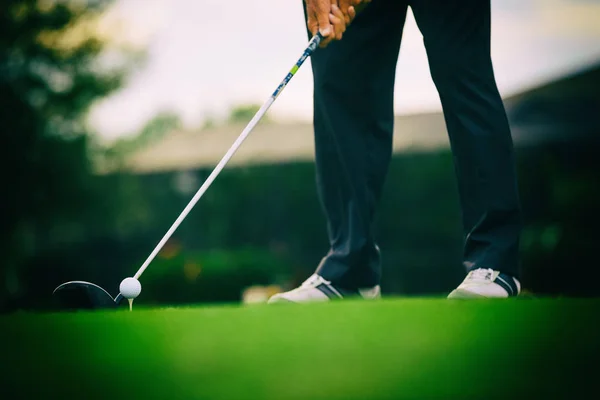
[314,32,325,47]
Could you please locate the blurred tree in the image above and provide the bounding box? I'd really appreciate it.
[227,104,267,123]
[98,111,182,170]
[0,0,137,310]
[200,115,217,131]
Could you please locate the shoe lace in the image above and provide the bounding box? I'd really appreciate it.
[468,268,494,282]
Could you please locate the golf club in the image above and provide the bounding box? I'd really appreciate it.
[53,33,325,310]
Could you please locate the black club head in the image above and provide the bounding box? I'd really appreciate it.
[52,281,118,311]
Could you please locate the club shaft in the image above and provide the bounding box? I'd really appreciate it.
[133,98,272,281]
[129,34,323,283]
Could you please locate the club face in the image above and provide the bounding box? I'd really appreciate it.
[52,281,118,311]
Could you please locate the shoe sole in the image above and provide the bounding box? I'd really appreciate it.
[447,289,489,299]
[267,296,296,304]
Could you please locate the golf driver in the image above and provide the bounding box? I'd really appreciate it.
[53,33,325,310]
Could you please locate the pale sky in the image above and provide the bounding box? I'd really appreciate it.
[88,0,600,141]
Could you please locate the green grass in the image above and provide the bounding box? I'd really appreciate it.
[1,298,599,399]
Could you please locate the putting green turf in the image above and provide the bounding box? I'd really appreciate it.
[1,298,599,399]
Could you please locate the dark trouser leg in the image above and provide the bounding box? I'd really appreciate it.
[304,0,407,288]
[411,0,522,278]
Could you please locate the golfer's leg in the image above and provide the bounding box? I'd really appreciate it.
[411,0,522,278]
[307,0,407,289]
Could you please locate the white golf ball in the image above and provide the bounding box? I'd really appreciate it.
[119,277,142,299]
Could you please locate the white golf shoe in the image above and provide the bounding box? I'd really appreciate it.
[448,268,521,299]
[268,274,381,304]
